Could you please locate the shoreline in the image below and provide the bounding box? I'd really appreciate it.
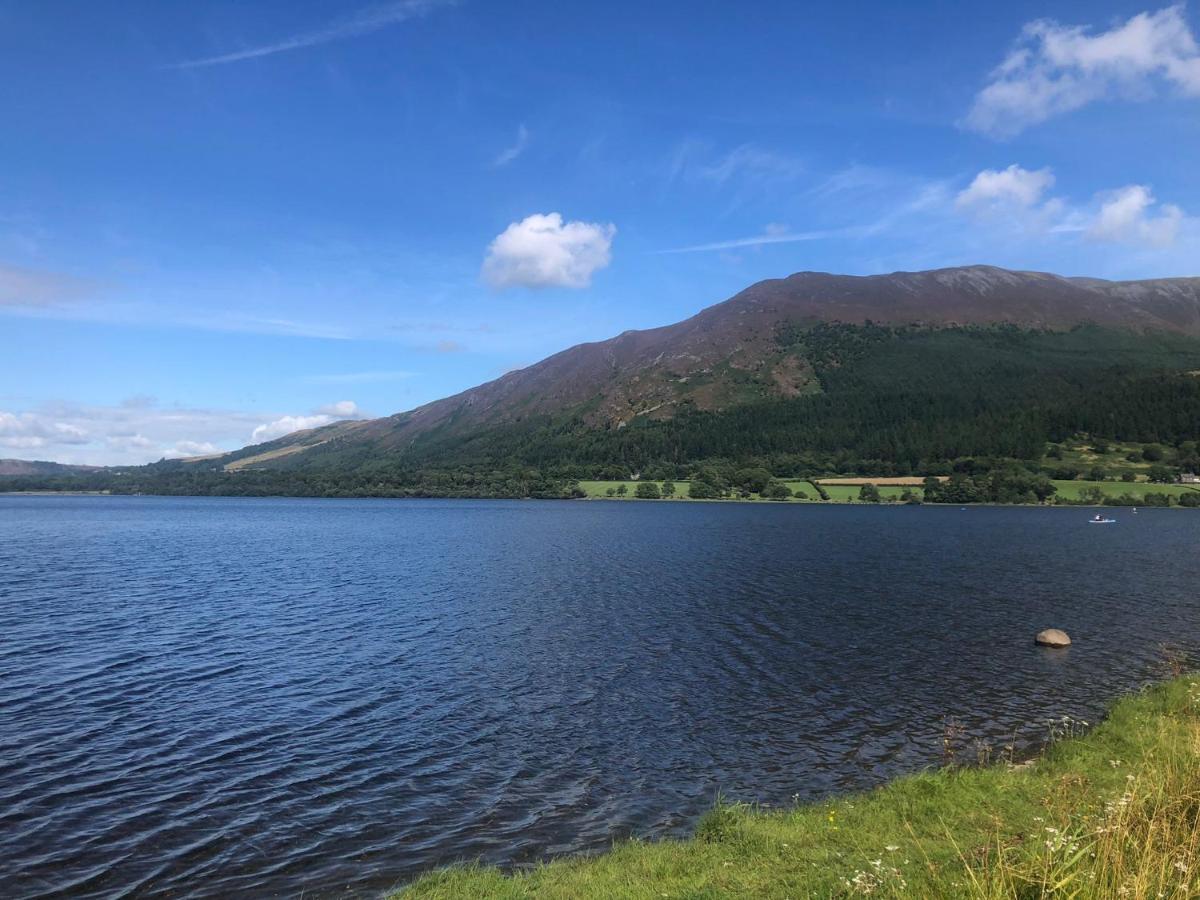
[396,674,1200,897]
[2,489,1194,510]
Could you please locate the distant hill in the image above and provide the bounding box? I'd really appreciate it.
[0,459,103,477]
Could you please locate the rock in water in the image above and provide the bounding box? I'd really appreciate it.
[1035,628,1071,648]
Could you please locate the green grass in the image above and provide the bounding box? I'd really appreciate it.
[576,480,679,498]
[395,676,1200,898]
[1052,441,1156,478]
[575,481,821,501]
[575,477,1199,506]
[1051,480,1200,502]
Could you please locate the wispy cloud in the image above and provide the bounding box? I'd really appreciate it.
[668,140,805,188]
[492,124,530,167]
[0,264,96,307]
[965,5,1200,137]
[302,370,415,385]
[658,227,854,254]
[171,0,452,69]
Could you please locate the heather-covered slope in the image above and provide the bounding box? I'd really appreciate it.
[213,265,1200,472]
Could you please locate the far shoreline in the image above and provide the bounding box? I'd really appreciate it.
[3,489,1195,511]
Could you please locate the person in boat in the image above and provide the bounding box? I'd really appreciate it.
[1094,514,1104,521]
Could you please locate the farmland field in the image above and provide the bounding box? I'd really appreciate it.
[1050,479,1200,501]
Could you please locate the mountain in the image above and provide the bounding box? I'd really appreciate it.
[0,459,103,477]
[7,264,1200,499]
[211,265,1200,472]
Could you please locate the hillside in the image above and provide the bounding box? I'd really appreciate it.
[208,265,1200,472]
[0,459,103,477]
[6,264,1200,499]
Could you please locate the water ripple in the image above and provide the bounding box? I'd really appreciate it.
[2,496,1199,897]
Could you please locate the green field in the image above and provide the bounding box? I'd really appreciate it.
[1051,479,1200,502]
[578,480,824,501]
[579,479,917,502]
[576,480,693,499]
[577,478,1200,505]
[398,676,1200,898]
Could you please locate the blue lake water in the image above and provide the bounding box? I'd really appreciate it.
[2,495,1199,897]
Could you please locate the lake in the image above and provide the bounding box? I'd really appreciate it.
[2,496,1199,897]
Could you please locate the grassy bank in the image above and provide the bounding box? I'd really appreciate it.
[398,676,1200,898]
[1050,480,1200,502]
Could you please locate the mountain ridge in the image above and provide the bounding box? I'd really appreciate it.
[212,264,1200,471]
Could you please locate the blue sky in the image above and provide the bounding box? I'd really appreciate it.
[3,1,1199,464]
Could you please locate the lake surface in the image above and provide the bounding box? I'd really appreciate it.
[2,496,1199,897]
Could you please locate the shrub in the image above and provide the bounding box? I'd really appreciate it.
[858,483,882,503]
[1146,465,1175,484]
[735,467,772,493]
[634,482,661,499]
[761,481,792,500]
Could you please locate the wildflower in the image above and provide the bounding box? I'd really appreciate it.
[885,845,900,852]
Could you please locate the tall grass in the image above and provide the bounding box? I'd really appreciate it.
[395,676,1200,898]
[971,679,1200,899]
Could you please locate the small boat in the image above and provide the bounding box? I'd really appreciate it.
[1088,514,1116,524]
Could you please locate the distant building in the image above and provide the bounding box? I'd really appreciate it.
[1180,473,1200,484]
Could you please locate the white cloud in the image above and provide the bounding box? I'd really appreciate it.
[0,412,90,449]
[1088,185,1183,246]
[492,124,530,167]
[250,415,333,443]
[315,400,362,417]
[0,403,259,465]
[172,0,452,68]
[966,5,1200,136]
[302,370,415,385]
[956,165,1056,212]
[953,164,1187,249]
[250,401,366,443]
[482,213,615,290]
[0,399,372,466]
[164,440,221,459]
